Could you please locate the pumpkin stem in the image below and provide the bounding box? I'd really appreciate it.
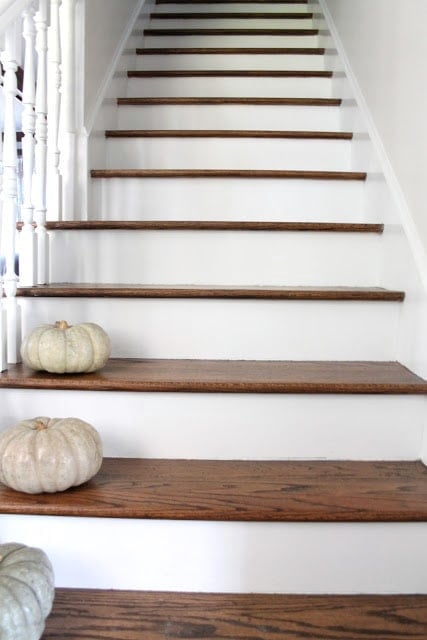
[55,320,70,330]
[35,421,48,431]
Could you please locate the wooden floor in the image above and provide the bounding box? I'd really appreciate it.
[43,590,427,639]
[2,458,427,521]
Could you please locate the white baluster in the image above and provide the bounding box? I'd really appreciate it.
[47,0,62,221]
[34,0,49,283]
[61,0,76,220]
[0,128,6,371]
[19,5,37,286]
[1,21,21,363]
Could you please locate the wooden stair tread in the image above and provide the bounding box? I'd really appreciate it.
[105,129,352,139]
[150,11,314,18]
[90,169,366,180]
[16,284,404,300]
[1,359,425,394]
[45,221,384,233]
[144,27,319,35]
[43,591,427,640]
[128,69,331,77]
[117,97,342,105]
[137,46,325,54]
[2,458,427,521]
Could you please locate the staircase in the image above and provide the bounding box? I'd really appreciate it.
[1,0,427,637]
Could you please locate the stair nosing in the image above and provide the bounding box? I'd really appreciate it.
[136,46,325,54]
[15,284,404,301]
[144,27,319,35]
[1,457,427,522]
[117,97,342,106]
[1,359,425,394]
[127,69,332,77]
[104,129,352,139]
[90,168,367,180]
[150,11,314,18]
[45,221,384,233]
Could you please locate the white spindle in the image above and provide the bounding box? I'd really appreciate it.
[47,0,62,220]
[34,0,49,283]
[1,20,21,362]
[61,0,76,220]
[0,131,6,371]
[19,5,37,286]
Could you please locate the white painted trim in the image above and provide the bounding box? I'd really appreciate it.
[84,0,147,135]
[319,0,427,294]
[0,0,32,35]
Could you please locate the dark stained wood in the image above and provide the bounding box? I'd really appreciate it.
[45,221,384,233]
[43,590,427,640]
[117,97,342,105]
[150,11,314,18]
[2,458,427,521]
[105,129,352,139]
[128,68,331,77]
[1,359,426,394]
[15,284,404,301]
[144,27,318,35]
[137,46,325,54]
[90,168,366,180]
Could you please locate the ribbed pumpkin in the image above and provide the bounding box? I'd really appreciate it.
[0,542,55,640]
[0,417,103,494]
[21,320,111,373]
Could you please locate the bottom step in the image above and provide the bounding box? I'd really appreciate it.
[43,590,427,639]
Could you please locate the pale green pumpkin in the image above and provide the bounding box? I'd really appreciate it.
[0,416,103,494]
[21,320,111,373]
[0,543,55,640]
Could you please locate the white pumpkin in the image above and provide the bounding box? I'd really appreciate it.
[21,320,111,374]
[0,417,103,494]
[0,542,55,640]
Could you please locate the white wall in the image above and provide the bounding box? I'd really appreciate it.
[83,0,142,128]
[324,0,427,256]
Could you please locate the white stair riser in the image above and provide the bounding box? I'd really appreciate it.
[135,53,326,71]
[150,4,312,13]
[19,298,400,360]
[49,229,380,287]
[142,18,315,28]
[143,34,320,48]
[105,138,352,171]
[2,390,423,461]
[4,516,427,593]
[117,104,343,132]
[90,177,365,221]
[127,75,331,97]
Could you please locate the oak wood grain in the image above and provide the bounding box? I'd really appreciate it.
[2,458,427,521]
[45,221,384,233]
[0,359,425,394]
[15,284,404,300]
[90,168,366,180]
[104,129,352,139]
[43,591,427,639]
[117,97,342,105]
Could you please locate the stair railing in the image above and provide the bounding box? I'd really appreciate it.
[0,0,71,369]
